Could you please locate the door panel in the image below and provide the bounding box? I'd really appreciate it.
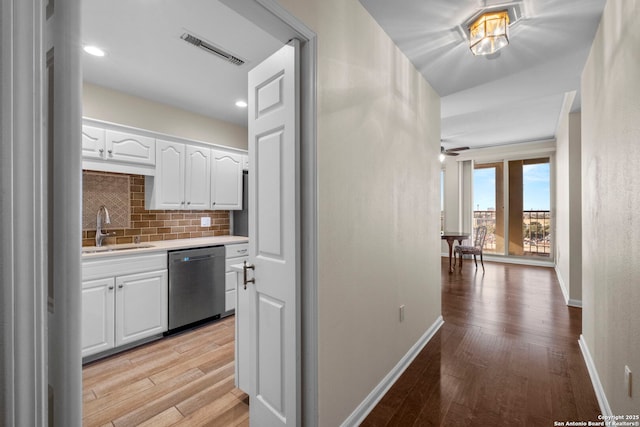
[242,40,299,427]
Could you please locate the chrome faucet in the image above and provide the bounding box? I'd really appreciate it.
[95,205,112,247]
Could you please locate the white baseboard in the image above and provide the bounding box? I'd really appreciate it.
[568,299,582,308]
[555,266,570,303]
[554,266,583,307]
[579,335,612,417]
[340,316,445,427]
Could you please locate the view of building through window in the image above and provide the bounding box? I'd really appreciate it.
[473,158,550,257]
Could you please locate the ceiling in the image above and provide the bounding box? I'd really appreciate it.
[359,0,606,149]
[83,0,607,148]
[81,0,282,126]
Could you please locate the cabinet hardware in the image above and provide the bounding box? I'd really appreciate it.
[108,285,114,290]
[243,260,255,290]
[118,284,124,289]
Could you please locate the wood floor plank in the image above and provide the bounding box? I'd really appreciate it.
[85,377,154,412]
[175,369,236,416]
[136,406,184,427]
[172,392,245,427]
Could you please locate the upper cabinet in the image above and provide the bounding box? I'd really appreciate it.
[211,150,243,210]
[82,123,156,175]
[147,140,211,210]
[106,130,155,166]
[83,118,246,211]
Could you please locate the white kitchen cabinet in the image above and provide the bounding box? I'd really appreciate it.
[115,270,168,347]
[211,150,243,210]
[82,125,106,160]
[147,140,211,210]
[81,277,115,357]
[224,243,249,313]
[185,145,211,210]
[242,154,249,171]
[82,253,168,358]
[82,124,156,174]
[105,130,156,166]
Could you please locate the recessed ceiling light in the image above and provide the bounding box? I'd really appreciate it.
[83,45,106,57]
[235,100,248,108]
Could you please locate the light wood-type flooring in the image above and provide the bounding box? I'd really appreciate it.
[362,258,601,426]
[82,315,249,427]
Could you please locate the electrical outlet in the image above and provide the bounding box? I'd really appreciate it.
[399,305,405,322]
[625,365,632,397]
[200,217,211,227]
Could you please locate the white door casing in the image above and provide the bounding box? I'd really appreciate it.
[241,40,300,426]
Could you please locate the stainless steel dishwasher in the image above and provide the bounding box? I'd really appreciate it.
[168,245,225,331]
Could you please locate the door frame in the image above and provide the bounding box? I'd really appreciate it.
[1,0,318,426]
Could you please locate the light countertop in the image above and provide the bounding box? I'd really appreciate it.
[82,236,249,259]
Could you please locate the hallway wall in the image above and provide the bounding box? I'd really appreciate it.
[275,0,442,425]
[581,0,640,414]
[554,110,582,305]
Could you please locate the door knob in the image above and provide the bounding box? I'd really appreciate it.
[243,260,255,290]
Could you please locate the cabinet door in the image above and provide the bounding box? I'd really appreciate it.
[155,140,185,209]
[115,270,168,347]
[211,150,243,210]
[82,277,115,357]
[106,130,156,165]
[242,154,249,171]
[185,145,211,210]
[82,125,106,160]
[225,271,237,311]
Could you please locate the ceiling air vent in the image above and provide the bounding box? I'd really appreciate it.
[180,32,245,66]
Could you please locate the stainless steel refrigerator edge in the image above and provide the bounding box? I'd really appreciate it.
[232,171,248,237]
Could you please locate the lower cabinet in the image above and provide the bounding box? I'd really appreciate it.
[225,243,249,313]
[82,253,168,358]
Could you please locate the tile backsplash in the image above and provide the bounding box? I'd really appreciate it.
[83,172,130,230]
[82,172,230,247]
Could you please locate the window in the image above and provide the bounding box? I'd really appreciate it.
[473,157,551,258]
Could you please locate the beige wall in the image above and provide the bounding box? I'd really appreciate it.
[83,83,247,149]
[275,0,442,425]
[554,110,582,304]
[581,0,639,414]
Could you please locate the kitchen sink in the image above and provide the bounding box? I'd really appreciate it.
[82,244,155,254]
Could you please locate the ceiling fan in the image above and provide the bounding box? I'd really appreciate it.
[441,145,470,157]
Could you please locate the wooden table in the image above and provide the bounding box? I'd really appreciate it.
[441,232,470,273]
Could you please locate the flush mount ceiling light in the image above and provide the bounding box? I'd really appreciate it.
[235,100,248,108]
[83,45,106,57]
[468,10,510,56]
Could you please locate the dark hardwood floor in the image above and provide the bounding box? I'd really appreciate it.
[362,258,601,426]
[82,315,249,427]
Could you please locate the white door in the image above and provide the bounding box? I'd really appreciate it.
[240,40,300,427]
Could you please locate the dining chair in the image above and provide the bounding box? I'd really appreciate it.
[454,226,487,271]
